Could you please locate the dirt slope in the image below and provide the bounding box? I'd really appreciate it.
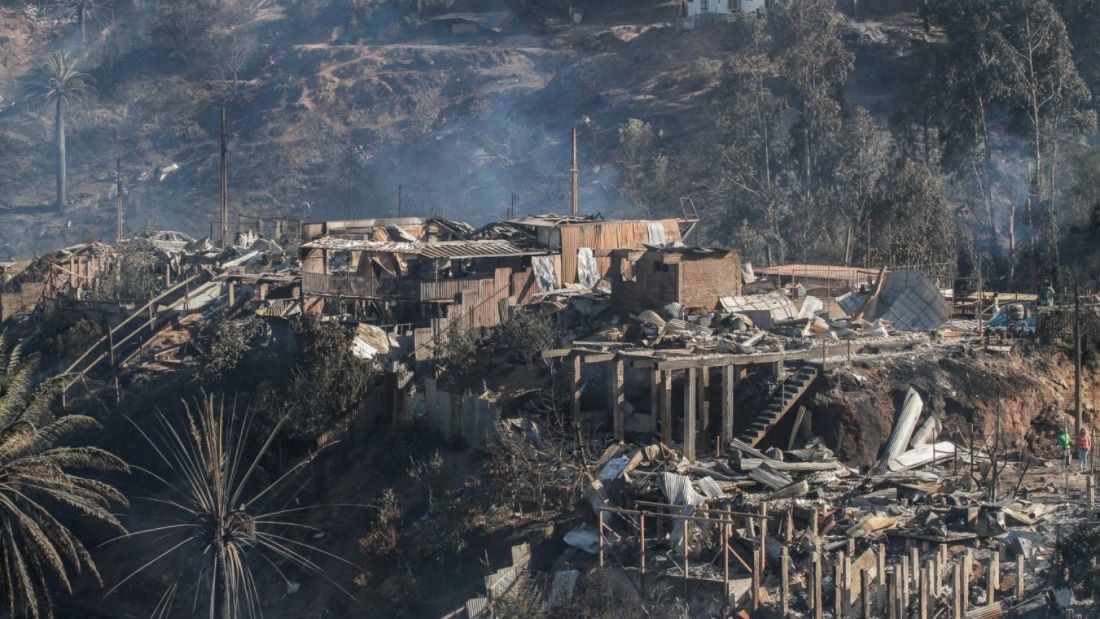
[809,343,1098,466]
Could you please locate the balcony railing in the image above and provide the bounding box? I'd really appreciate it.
[302,271,487,302]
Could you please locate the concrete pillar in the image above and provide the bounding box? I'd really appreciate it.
[609,357,624,442]
[684,367,697,461]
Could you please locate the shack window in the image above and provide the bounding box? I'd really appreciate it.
[620,257,636,282]
[654,262,670,273]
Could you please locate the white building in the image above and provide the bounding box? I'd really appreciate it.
[685,0,765,17]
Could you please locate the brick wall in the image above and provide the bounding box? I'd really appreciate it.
[610,249,742,315]
[678,252,742,309]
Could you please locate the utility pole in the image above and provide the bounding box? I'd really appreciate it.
[1075,278,1083,437]
[397,184,403,217]
[219,107,228,248]
[571,127,579,216]
[510,192,517,220]
[115,157,123,243]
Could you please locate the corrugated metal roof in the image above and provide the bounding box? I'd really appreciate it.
[300,237,550,259]
[508,213,606,227]
[719,291,797,315]
[697,476,727,500]
[760,264,879,282]
[748,464,794,490]
[659,472,704,505]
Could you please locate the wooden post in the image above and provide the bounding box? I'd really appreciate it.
[751,535,761,611]
[640,514,646,575]
[697,367,709,454]
[844,550,853,612]
[571,355,582,422]
[813,550,824,619]
[887,568,898,619]
[953,562,963,619]
[910,548,920,590]
[598,510,605,567]
[901,556,910,616]
[962,549,972,611]
[576,354,585,450]
[650,368,660,439]
[722,364,735,449]
[861,569,871,618]
[988,556,998,604]
[683,518,690,587]
[722,520,729,588]
[930,555,939,599]
[876,543,887,612]
[835,551,845,619]
[784,509,794,543]
[781,546,790,616]
[107,326,116,368]
[759,502,768,571]
[684,367,697,461]
[660,369,673,445]
[1016,554,1025,598]
[919,564,929,619]
[609,357,624,442]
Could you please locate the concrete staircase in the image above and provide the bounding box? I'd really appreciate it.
[736,365,819,447]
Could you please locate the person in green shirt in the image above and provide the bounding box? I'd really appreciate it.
[1058,428,1072,469]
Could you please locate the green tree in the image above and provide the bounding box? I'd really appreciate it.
[869,157,957,269]
[768,0,853,256]
[26,52,92,211]
[281,317,379,442]
[930,0,1007,267]
[0,334,129,617]
[714,22,793,263]
[994,0,1094,285]
[827,107,889,266]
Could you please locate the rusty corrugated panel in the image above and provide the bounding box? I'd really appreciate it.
[299,237,550,259]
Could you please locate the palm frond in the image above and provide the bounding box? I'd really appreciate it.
[111,395,358,618]
[0,336,128,616]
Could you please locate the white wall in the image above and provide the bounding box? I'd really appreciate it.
[686,0,764,17]
[686,0,732,17]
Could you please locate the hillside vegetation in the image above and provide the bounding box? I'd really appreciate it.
[1,0,1099,287]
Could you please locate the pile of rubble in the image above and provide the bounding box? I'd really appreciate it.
[552,385,1096,617]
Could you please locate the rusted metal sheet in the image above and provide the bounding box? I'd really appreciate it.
[559,220,683,284]
[300,237,549,259]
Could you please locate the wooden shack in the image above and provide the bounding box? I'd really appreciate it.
[509,215,684,286]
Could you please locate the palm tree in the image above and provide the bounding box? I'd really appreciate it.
[26,52,92,211]
[0,334,129,618]
[107,394,357,618]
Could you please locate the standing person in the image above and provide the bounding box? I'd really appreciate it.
[1058,427,1072,469]
[1041,282,1056,307]
[1078,428,1092,472]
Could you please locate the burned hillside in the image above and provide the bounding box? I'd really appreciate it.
[2,0,1100,617]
